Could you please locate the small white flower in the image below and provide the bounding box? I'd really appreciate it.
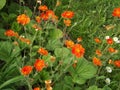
[105,36,110,39]
[37,0,41,4]
[113,37,118,42]
[106,66,112,73]
[105,78,111,85]
[116,40,120,43]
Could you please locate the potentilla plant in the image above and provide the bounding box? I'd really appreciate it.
[0,0,120,90]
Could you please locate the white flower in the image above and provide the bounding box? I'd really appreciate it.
[105,78,111,85]
[113,37,118,42]
[116,40,120,43]
[106,66,112,73]
[105,36,110,39]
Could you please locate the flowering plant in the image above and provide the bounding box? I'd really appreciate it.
[0,0,120,90]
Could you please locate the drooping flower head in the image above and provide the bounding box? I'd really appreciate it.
[4,29,19,38]
[108,47,116,53]
[63,19,71,26]
[65,40,74,48]
[17,14,30,25]
[94,38,101,43]
[38,48,48,55]
[106,38,114,44]
[36,16,41,23]
[72,44,85,58]
[34,59,45,71]
[38,5,48,11]
[112,8,120,17]
[114,60,120,68]
[19,36,31,44]
[21,66,33,75]
[92,57,102,66]
[33,87,41,90]
[61,11,74,19]
[95,49,102,56]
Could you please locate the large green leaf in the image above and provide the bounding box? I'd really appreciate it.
[0,41,13,61]
[0,0,6,10]
[49,29,63,39]
[54,47,71,58]
[46,39,62,50]
[69,57,97,84]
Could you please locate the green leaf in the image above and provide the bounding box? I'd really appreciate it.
[69,57,97,84]
[0,75,24,89]
[11,22,21,32]
[39,70,50,81]
[0,0,6,10]
[46,39,62,50]
[87,85,98,90]
[103,86,112,90]
[0,28,7,39]
[0,41,13,61]
[0,12,8,23]
[54,47,71,58]
[87,85,103,90]
[49,29,63,39]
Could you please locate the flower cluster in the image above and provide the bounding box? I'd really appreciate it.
[21,59,45,75]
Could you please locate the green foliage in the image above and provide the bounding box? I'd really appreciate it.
[69,58,97,85]
[0,0,6,10]
[0,0,120,90]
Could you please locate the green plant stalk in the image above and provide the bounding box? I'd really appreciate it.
[29,30,38,61]
[0,75,24,89]
[52,56,74,84]
[25,76,33,90]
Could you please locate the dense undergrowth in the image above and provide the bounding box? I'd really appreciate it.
[0,0,120,90]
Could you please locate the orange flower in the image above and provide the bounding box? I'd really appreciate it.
[61,11,74,19]
[34,59,45,71]
[33,87,41,90]
[114,60,120,68]
[96,49,102,56]
[46,10,55,17]
[38,48,48,55]
[106,38,113,44]
[108,47,116,53]
[38,5,48,11]
[77,37,82,42]
[63,19,71,26]
[4,29,19,38]
[17,14,30,25]
[36,16,41,23]
[93,57,102,66]
[32,24,42,30]
[21,66,32,75]
[19,36,31,44]
[94,38,101,43]
[72,44,85,58]
[65,40,74,48]
[40,12,49,20]
[51,15,58,22]
[112,8,120,17]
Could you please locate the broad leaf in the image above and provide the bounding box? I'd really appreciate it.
[54,47,71,58]
[69,57,97,84]
[49,29,63,39]
[0,0,6,10]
